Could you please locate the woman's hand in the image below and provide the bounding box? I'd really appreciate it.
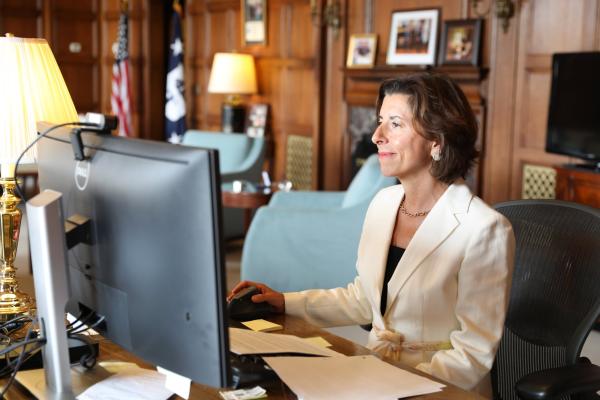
[227,280,285,313]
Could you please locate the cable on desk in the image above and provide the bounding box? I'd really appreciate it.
[67,333,97,370]
[0,319,45,399]
[66,310,97,333]
[69,315,105,335]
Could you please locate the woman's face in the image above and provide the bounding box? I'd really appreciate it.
[372,94,436,179]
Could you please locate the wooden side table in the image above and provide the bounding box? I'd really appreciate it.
[554,165,600,208]
[221,186,272,233]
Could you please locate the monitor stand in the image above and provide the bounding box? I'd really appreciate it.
[16,360,141,400]
[20,190,74,400]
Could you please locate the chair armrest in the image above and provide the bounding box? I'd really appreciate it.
[220,138,265,182]
[516,362,600,399]
[268,191,345,209]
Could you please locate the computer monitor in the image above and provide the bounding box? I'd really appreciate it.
[32,122,231,388]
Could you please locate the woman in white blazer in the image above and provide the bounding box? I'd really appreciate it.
[229,73,515,396]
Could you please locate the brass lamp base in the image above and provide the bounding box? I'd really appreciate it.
[0,292,33,323]
[0,177,34,322]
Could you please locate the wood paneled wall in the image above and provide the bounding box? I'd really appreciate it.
[98,0,166,140]
[0,0,165,141]
[322,0,494,190]
[3,0,600,200]
[185,0,324,187]
[483,0,600,204]
[0,0,44,39]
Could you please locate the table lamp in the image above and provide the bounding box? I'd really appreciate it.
[0,34,78,321]
[208,52,257,133]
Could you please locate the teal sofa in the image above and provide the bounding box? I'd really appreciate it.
[241,154,397,292]
[182,130,265,239]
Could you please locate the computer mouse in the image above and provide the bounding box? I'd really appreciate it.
[227,286,274,321]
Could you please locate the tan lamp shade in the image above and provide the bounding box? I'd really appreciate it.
[0,35,78,178]
[207,53,258,95]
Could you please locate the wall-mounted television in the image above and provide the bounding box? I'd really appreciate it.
[546,52,600,167]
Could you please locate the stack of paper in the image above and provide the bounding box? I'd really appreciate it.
[263,355,445,400]
[229,328,343,357]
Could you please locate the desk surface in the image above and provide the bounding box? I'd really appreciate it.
[6,315,481,399]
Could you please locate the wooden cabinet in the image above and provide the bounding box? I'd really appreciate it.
[555,165,600,208]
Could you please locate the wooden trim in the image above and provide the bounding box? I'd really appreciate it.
[481,2,520,204]
[343,65,487,81]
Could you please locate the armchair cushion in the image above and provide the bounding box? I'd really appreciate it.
[241,154,397,292]
[268,191,345,209]
[341,155,386,208]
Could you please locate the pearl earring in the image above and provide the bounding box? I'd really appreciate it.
[432,150,441,161]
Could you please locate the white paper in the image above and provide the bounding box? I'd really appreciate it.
[220,385,267,400]
[157,366,191,399]
[77,363,173,400]
[229,327,343,357]
[263,355,445,400]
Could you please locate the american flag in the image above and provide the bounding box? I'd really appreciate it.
[111,8,133,137]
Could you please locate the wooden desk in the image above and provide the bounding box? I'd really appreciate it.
[555,165,600,208]
[7,315,480,399]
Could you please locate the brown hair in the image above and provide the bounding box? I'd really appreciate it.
[376,73,479,184]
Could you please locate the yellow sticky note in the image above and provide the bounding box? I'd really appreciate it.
[303,336,333,348]
[241,319,283,332]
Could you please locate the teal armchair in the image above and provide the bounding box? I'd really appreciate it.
[241,155,397,292]
[182,130,265,239]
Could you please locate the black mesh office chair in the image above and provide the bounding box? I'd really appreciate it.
[492,200,600,400]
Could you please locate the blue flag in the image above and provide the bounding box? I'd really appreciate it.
[165,4,186,143]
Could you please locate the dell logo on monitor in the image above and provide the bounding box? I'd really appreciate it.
[74,161,91,191]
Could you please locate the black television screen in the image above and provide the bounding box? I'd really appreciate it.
[546,52,600,163]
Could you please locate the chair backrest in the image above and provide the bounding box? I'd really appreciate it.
[182,130,264,174]
[341,154,397,208]
[491,200,600,400]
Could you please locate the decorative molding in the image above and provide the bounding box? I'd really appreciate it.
[364,0,373,33]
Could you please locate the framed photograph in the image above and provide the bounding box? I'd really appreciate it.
[241,0,267,46]
[438,19,482,66]
[386,9,440,65]
[346,34,378,68]
[246,103,268,138]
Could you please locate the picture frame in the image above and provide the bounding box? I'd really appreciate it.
[438,19,482,66]
[246,103,268,138]
[241,0,267,46]
[346,34,378,68]
[386,8,440,66]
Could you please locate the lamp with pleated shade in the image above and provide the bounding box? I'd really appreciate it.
[0,34,78,321]
[208,52,257,133]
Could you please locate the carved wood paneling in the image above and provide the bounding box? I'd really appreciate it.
[98,0,166,140]
[50,0,100,112]
[188,0,323,187]
[508,0,598,200]
[334,0,492,190]
[0,0,43,38]
[483,0,600,204]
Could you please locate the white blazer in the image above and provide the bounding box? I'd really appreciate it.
[284,181,515,394]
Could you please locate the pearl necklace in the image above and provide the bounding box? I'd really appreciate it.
[399,197,430,217]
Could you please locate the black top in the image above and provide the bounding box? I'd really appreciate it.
[380,245,406,316]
